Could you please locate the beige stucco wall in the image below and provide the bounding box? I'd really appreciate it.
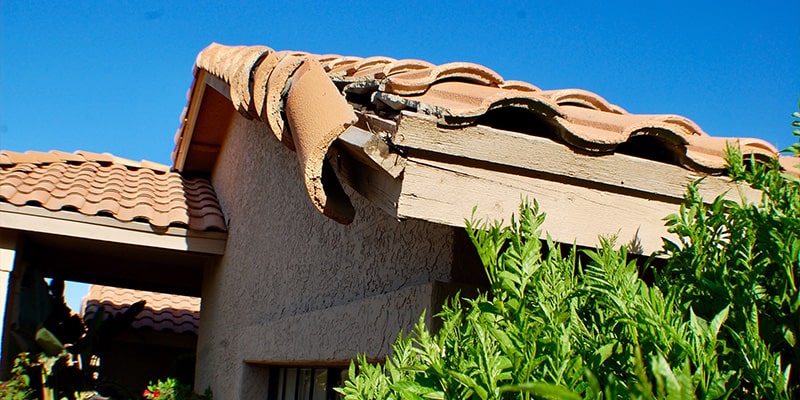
[196,115,455,398]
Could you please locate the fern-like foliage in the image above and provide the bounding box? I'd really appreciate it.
[338,105,800,399]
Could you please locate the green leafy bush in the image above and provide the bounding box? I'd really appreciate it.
[0,354,34,400]
[337,109,800,399]
[143,378,212,400]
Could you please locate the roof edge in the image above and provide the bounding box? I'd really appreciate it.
[0,203,227,255]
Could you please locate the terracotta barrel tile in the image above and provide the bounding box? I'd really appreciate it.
[0,153,14,166]
[49,192,88,209]
[314,54,345,69]
[285,58,358,224]
[780,156,800,175]
[265,54,308,150]
[49,150,87,163]
[382,59,436,78]
[378,81,561,126]
[539,89,625,114]
[499,80,541,92]
[382,62,503,95]
[188,213,227,232]
[326,57,366,78]
[195,42,225,77]
[167,207,191,226]
[252,51,292,124]
[75,151,116,164]
[231,46,273,118]
[321,56,362,75]
[187,198,225,215]
[0,184,19,201]
[229,47,267,114]
[42,193,87,211]
[683,136,778,171]
[81,197,122,216]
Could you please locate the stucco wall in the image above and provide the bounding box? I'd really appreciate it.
[196,115,455,398]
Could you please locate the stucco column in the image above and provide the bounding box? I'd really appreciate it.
[0,230,18,368]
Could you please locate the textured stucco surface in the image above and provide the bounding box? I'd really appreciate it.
[196,115,455,398]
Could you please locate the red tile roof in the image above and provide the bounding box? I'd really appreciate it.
[0,150,226,232]
[82,284,200,335]
[175,43,799,223]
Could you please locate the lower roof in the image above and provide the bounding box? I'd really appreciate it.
[0,150,227,254]
[83,284,200,335]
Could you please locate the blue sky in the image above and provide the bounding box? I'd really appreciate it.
[2,1,799,311]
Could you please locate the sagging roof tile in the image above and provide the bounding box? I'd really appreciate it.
[83,285,200,335]
[0,150,226,232]
[176,43,800,224]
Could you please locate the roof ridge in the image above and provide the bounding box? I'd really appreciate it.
[0,150,172,173]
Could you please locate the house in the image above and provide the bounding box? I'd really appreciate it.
[1,42,797,398]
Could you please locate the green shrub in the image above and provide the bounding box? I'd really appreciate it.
[0,354,34,400]
[337,108,800,399]
[143,378,212,400]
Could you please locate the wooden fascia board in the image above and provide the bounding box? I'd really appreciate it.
[384,112,765,255]
[175,69,208,172]
[393,111,756,203]
[204,73,231,100]
[337,125,405,178]
[0,203,227,255]
[396,156,691,254]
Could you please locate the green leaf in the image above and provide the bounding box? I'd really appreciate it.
[784,327,797,347]
[35,327,64,357]
[499,382,581,400]
[447,370,488,400]
[709,305,730,338]
[593,342,616,365]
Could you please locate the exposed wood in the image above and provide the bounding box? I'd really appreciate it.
[204,73,231,101]
[354,111,398,138]
[174,69,208,172]
[0,203,227,255]
[330,147,401,218]
[397,157,702,255]
[337,126,405,177]
[394,112,757,203]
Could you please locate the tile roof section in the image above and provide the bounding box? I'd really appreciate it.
[83,285,200,335]
[0,150,226,232]
[177,43,799,223]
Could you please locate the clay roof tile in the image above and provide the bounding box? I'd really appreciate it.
[0,150,225,232]
[178,43,794,225]
[82,285,200,335]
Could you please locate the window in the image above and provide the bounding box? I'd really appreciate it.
[267,367,346,400]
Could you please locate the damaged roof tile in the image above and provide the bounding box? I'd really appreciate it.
[0,150,226,232]
[176,43,800,224]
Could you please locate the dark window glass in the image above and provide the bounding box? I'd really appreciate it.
[267,367,345,400]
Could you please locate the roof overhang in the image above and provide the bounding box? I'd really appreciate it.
[333,111,760,255]
[175,55,762,256]
[0,203,227,255]
[174,69,237,174]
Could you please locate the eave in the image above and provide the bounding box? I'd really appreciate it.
[176,49,768,254]
[0,202,227,255]
[334,112,759,255]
